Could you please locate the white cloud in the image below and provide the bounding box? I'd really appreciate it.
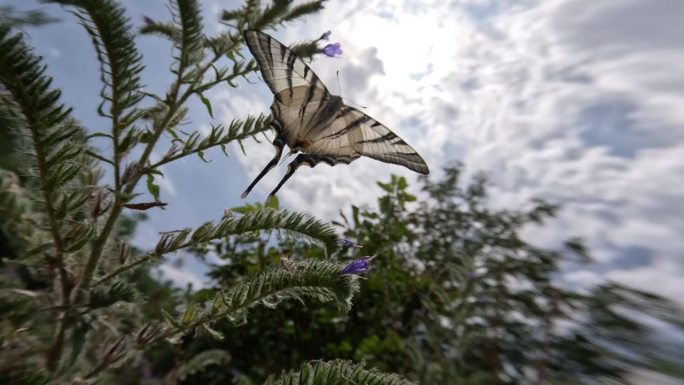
[229,0,684,301]
[155,263,206,289]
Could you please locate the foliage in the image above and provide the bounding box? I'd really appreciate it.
[180,167,684,385]
[0,6,59,27]
[0,1,411,384]
[264,360,416,385]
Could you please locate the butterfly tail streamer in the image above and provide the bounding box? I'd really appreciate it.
[241,133,286,199]
[268,154,313,198]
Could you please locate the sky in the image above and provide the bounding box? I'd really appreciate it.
[3,0,683,303]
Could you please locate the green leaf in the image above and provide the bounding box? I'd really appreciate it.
[197,91,213,118]
[398,176,408,190]
[65,321,89,370]
[181,304,200,326]
[265,195,279,209]
[202,324,224,340]
[162,309,180,327]
[197,149,210,163]
[146,174,160,201]
[89,280,141,308]
[377,181,392,193]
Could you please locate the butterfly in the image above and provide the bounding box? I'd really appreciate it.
[241,30,429,199]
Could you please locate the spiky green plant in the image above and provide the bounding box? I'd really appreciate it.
[0,1,413,384]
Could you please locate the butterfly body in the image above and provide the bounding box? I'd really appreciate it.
[272,94,345,150]
[241,30,429,199]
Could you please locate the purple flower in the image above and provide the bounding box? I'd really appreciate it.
[322,42,343,58]
[0,82,5,92]
[319,30,331,40]
[340,255,375,275]
[339,238,362,248]
[143,15,154,25]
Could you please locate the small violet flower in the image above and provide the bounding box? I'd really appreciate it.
[143,15,154,25]
[340,255,375,275]
[322,42,343,58]
[319,30,331,40]
[339,238,363,248]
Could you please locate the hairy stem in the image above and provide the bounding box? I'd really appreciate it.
[74,51,226,302]
[93,254,155,287]
[74,50,237,296]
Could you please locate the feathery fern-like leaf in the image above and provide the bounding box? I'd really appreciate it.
[155,208,340,254]
[222,0,326,32]
[96,208,340,286]
[172,0,205,80]
[220,259,358,314]
[0,23,88,251]
[49,0,143,123]
[158,260,360,342]
[176,350,231,380]
[263,360,417,385]
[211,208,340,253]
[149,113,271,168]
[48,0,144,190]
[89,280,141,308]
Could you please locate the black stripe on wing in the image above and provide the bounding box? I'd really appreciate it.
[345,107,430,174]
[318,108,370,140]
[243,30,329,100]
[358,131,407,146]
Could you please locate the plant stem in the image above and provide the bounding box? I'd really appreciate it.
[93,254,155,287]
[75,50,231,298]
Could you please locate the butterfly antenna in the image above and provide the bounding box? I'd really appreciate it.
[336,70,342,95]
[278,149,295,166]
[346,99,367,109]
